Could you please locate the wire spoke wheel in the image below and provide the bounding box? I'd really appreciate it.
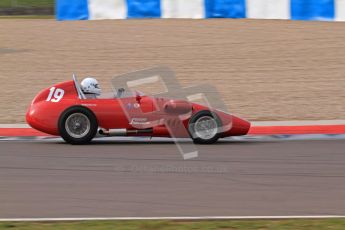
[194,116,218,140]
[59,106,98,145]
[65,113,91,139]
[188,110,221,144]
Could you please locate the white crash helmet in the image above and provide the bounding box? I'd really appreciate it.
[81,77,101,96]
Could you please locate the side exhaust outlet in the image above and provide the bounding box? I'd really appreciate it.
[99,128,153,136]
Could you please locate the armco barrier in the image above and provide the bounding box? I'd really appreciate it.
[56,0,345,21]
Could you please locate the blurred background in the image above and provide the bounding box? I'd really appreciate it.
[1,0,345,124]
[0,0,54,16]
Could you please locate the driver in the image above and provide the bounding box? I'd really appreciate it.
[81,77,101,99]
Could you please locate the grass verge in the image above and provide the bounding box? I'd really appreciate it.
[0,219,345,230]
[0,0,54,8]
[0,15,54,19]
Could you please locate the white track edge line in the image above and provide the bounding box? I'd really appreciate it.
[0,215,345,222]
[1,120,345,129]
[0,124,30,128]
[252,120,345,126]
[0,120,345,128]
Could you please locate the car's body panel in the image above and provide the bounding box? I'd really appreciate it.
[26,80,251,138]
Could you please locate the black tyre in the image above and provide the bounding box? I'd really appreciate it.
[58,106,98,145]
[188,110,222,144]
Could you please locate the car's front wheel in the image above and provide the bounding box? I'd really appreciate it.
[188,110,221,144]
[58,106,98,144]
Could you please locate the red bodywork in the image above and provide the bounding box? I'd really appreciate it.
[26,80,250,138]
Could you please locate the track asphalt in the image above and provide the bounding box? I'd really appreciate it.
[0,139,344,218]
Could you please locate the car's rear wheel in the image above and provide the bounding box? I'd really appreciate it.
[58,106,98,144]
[188,110,221,144]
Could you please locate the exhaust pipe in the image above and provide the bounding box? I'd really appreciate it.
[99,128,153,136]
[99,129,127,136]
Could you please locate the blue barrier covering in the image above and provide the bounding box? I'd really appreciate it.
[127,0,161,18]
[291,0,335,20]
[56,0,340,21]
[205,0,246,18]
[56,0,89,20]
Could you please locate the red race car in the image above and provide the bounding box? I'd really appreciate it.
[26,75,250,144]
